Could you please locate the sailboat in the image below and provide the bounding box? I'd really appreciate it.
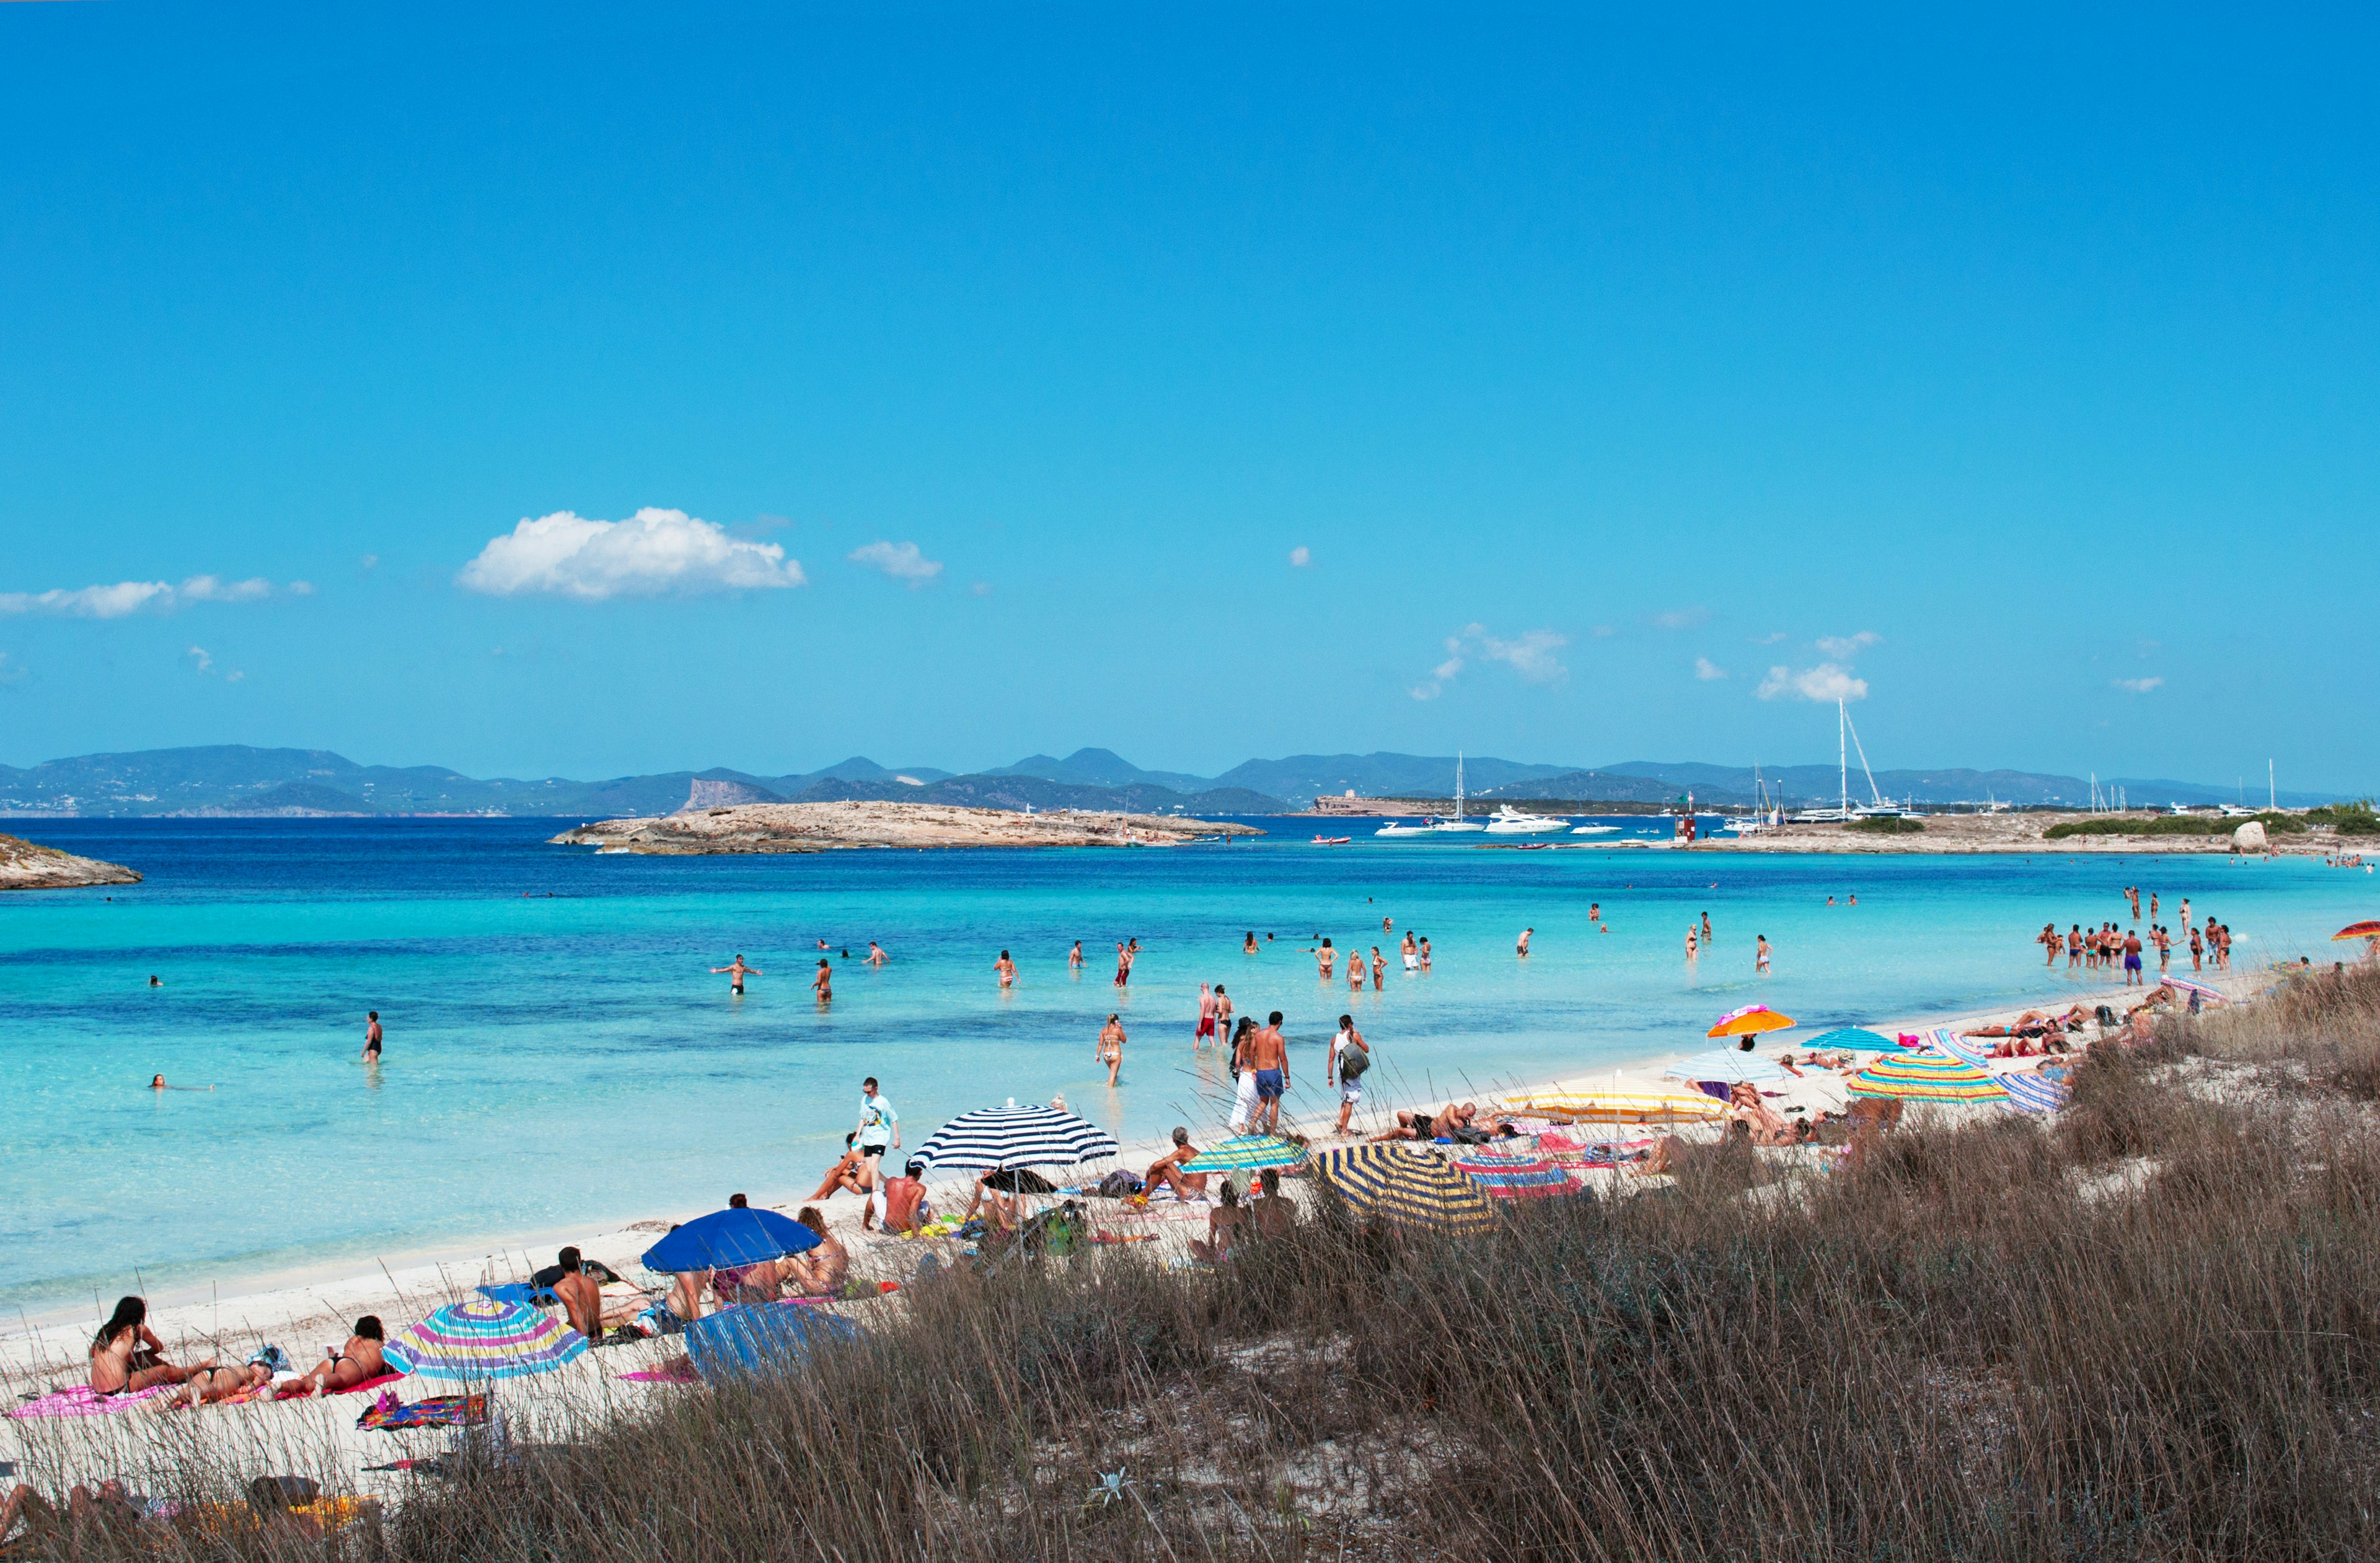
[1429,752,1485,832]
[1724,760,1784,835]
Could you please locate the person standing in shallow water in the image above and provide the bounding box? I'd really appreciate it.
[812,959,832,1003]
[995,950,1016,988]
[1098,1014,1126,1086]
[711,955,760,995]
[361,1011,382,1062]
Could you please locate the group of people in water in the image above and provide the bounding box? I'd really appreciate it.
[2035,890,2232,985]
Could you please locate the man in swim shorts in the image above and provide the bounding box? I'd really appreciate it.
[2122,930,2144,987]
[711,956,760,995]
[1196,982,1217,1046]
[1248,1011,1289,1132]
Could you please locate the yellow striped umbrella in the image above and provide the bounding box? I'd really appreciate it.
[1497,1088,1727,1125]
[1311,1145,1496,1234]
[1846,1050,2008,1103]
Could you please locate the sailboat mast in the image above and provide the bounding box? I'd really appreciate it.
[1838,701,1848,817]
[1455,751,1465,821]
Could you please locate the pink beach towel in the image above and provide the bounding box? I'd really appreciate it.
[10,1383,175,1419]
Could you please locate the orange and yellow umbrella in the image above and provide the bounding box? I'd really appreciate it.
[2332,920,2380,941]
[1707,1003,1796,1039]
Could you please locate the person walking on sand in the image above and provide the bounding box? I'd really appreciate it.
[1756,935,1771,975]
[1370,946,1385,988]
[1098,1014,1126,1086]
[812,959,833,1003]
[361,1011,382,1062]
[1226,1016,1259,1132]
[855,1078,899,1228]
[1248,1011,1290,1134]
[712,956,761,995]
[1329,1014,1370,1137]
[1196,982,1217,1047]
[995,950,1016,988]
[1517,927,1533,958]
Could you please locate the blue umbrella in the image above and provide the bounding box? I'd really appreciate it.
[641,1207,821,1274]
[1661,1049,1786,1084]
[1803,1027,1900,1052]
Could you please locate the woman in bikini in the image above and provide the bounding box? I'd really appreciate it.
[1314,938,1336,981]
[783,1208,850,1297]
[87,1297,202,1395]
[1370,947,1385,988]
[298,1316,387,1394]
[1098,1014,1126,1086]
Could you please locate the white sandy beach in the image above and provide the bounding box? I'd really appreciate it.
[0,967,2251,1496]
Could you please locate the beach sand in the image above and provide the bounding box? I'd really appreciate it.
[0,967,2254,1494]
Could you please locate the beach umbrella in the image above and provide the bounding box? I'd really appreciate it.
[1448,1151,1579,1199]
[641,1207,822,1274]
[1846,1050,2008,1104]
[2333,920,2380,941]
[1497,1088,1727,1125]
[914,1104,1120,1173]
[1311,1145,1496,1234]
[1660,1049,1787,1085]
[1181,1135,1308,1174]
[382,1297,586,1382]
[2159,975,2228,1005]
[1802,1027,1899,1052]
[1926,1028,2071,1115]
[1707,1003,1796,1039]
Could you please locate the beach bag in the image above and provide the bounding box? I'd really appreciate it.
[1096,1170,1144,1198]
[1339,1047,1370,1079]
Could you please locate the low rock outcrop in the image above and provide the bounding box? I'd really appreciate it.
[551,800,1264,853]
[0,832,142,890]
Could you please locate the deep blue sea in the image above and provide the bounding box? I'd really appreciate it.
[2,816,2371,1316]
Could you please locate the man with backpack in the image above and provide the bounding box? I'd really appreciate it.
[1330,1014,1371,1137]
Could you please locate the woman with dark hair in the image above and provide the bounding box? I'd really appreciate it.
[89,1297,204,1394]
[782,1208,849,1297]
[298,1316,387,1394]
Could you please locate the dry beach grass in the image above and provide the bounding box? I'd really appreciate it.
[17,969,2380,1561]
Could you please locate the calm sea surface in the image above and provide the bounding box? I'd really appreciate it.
[2,817,2370,1316]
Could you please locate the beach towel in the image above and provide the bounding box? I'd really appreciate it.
[619,1363,702,1384]
[9,1383,175,1419]
[356,1393,487,1432]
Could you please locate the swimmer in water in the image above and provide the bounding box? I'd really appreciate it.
[148,975,162,987]
[866,942,887,966]
[1517,927,1533,958]
[995,950,1016,988]
[813,959,832,1002]
[711,956,760,996]
[151,1074,166,1090]
[1069,941,1084,971]
[1756,935,1771,974]
[1243,931,1258,954]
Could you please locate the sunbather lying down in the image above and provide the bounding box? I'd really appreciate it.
[183,1360,275,1407]
[2,1479,158,1548]
[1367,1103,1521,1143]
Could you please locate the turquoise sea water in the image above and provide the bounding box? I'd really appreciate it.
[2,817,2372,1316]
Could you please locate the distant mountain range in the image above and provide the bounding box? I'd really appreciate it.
[0,744,2346,817]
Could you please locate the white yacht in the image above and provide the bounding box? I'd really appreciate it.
[1570,822,1620,835]
[1429,753,1484,832]
[1484,804,1569,834]
[1373,819,1433,837]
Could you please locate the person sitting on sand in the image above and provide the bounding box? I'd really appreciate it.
[552,1247,604,1341]
[88,1297,202,1395]
[1723,1081,1793,1142]
[880,1160,931,1235]
[809,1134,875,1203]
[783,1207,849,1297]
[1250,1168,1296,1238]
[1144,1127,1210,1200]
[1188,1184,1251,1265]
[963,1173,1023,1232]
[299,1316,387,1394]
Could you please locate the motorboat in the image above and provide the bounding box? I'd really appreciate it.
[1570,823,1620,835]
[1311,835,1351,845]
[1373,819,1434,837]
[1484,805,1569,834]
[1429,752,1485,832]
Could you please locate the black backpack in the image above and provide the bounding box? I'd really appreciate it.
[1339,1044,1370,1079]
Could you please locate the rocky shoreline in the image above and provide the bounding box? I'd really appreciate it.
[0,832,141,890]
[549,799,1265,853]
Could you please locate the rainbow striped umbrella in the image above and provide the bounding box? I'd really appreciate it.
[2332,920,2380,941]
[1181,1135,1308,1174]
[382,1297,588,1382]
[1312,1145,1496,1233]
[1927,1028,2070,1115]
[1448,1151,1578,1199]
[1846,1049,2008,1104]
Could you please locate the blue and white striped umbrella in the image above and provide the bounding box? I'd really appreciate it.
[915,1104,1119,1173]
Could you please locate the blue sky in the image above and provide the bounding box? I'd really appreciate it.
[2,4,2374,788]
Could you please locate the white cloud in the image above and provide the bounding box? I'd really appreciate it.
[185,645,214,675]
[1591,625,1617,639]
[1816,630,1882,659]
[2112,676,2164,693]
[288,580,315,596]
[1750,631,1787,645]
[1287,545,1311,568]
[1654,606,1709,631]
[0,575,296,618]
[1694,657,1728,681]
[1411,624,1567,698]
[178,575,272,604]
[848,540,943,587]
[1758,663,1868,702]
[458,509,804,601]
[359,555,379,572]
[970,581,992,597]
[226,669,245,683]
